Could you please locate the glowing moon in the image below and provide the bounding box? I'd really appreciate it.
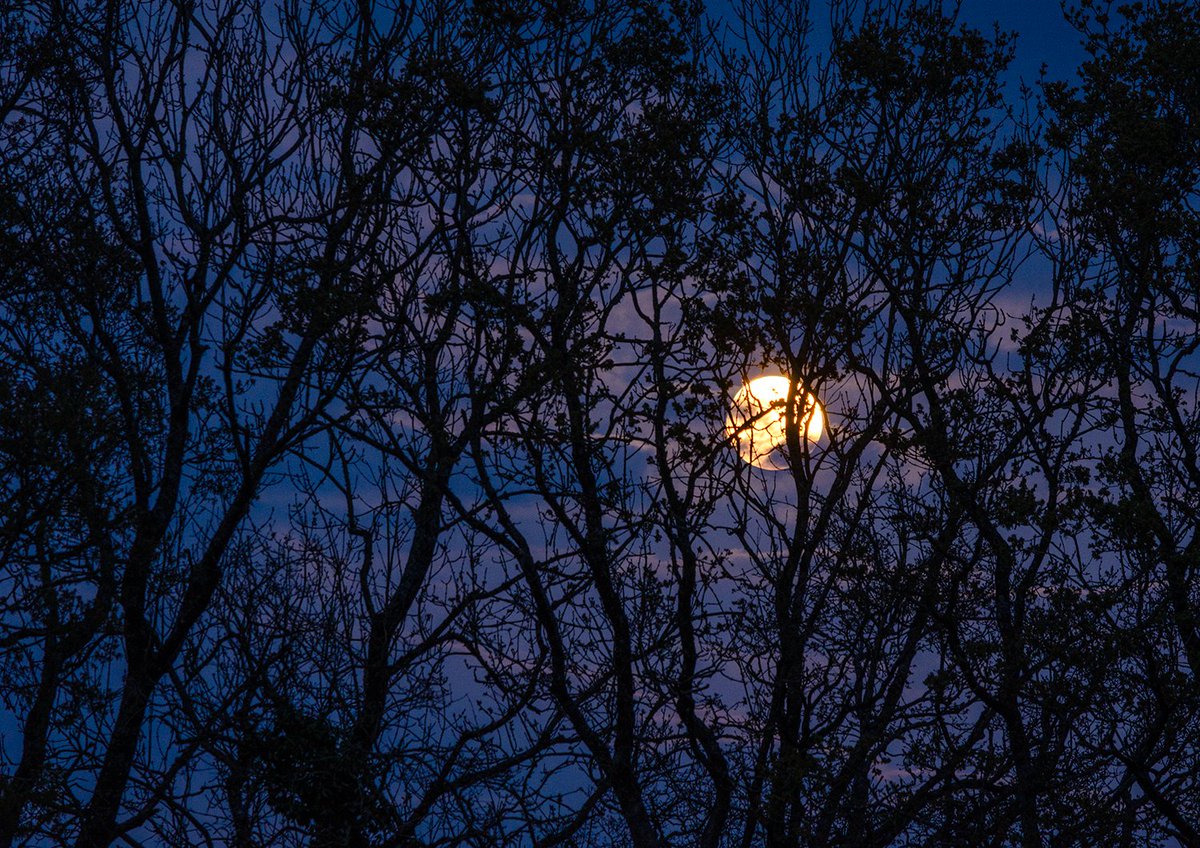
[725,374,824,469]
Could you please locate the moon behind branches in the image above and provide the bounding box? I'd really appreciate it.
[725,374,824,469]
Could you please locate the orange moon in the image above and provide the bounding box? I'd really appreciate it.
[725,375,824,469]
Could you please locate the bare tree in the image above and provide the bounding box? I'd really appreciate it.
[1,0,449,843]
[3,0,1199,846]
[1038,1,1200,842]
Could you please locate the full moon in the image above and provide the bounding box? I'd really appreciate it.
[725,374,824,469]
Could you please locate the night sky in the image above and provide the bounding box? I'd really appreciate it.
[962,0,1087,82]
[4,0,1197,845]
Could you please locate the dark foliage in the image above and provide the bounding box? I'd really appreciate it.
[0,0,1196,846]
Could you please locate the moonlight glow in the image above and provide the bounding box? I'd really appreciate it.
[725,375,824,469]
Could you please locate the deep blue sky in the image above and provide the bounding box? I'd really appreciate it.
[960,0,1087,85]
[708,0,1090,88]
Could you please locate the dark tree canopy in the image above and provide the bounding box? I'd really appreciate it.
[0,0,1197,846]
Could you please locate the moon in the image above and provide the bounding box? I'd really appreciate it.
[725,374,824,469]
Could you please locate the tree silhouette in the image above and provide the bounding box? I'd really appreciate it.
[1,0,1197,846]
